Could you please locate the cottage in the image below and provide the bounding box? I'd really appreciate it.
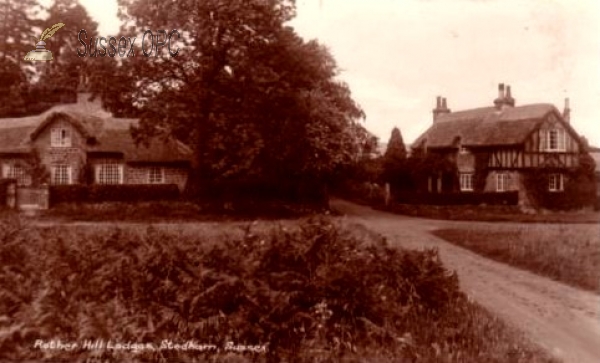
[411,83,595,208]
[0,87,192,192]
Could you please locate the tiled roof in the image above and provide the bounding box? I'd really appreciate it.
[412,103,566,148]
[0,102,192,163]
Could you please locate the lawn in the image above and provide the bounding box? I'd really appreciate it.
[379,203,600,224]
[432,223,600,292]
[0,215,558,362]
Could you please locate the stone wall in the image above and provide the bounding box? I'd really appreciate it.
[32,118,87,184]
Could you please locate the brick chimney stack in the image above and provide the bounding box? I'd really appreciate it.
[75,73,111,118]
[504,85,515,107]
[432,96,451,122]
[494,83,516,109]
[563,97,571,123]
[494,83,505,109]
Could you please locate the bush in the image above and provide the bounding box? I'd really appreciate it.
[523,169,597,210]
[194,179,329,208]
[394,191,519,206]
[0,217,555,362]
[49,184,180,205]
[335,180,385,206]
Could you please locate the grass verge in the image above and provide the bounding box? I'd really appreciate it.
[432,224,600,292]
[379,203,600,224]
[0,216,558,362]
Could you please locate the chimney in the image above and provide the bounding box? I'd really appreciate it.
[432,96,451,122]
[432,95,442,122]
[563,97,571,123]
[504,85,515,107]
[75,73,111,117]
[494,83,505,109]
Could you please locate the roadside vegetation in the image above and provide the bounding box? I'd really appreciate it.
[381,203,600,224]
[0,215,557,362]
[433,224,600,292]
[38,201,327,223]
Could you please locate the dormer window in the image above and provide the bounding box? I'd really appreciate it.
[51,127,71,147]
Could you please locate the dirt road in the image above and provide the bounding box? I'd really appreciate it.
[332,199,600,363]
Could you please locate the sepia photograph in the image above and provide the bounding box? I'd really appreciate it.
[0,0,599,362]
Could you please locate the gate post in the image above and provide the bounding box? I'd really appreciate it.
[384,183,390,206]
[7,181,16,209]
[40,185,49,210]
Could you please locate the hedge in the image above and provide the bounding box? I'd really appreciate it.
[195,179,329,206]
[394,191,519,206]
[49,184,180,205]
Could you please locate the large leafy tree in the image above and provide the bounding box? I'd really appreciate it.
[95,0,366,201]
[35,0,99,104]
[0,0,41,117]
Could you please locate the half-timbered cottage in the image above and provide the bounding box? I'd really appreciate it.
[411,83,594,208]
[0,88,192,192]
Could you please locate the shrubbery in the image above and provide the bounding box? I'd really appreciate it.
[195,179,330,208]
[394,191,519,206]
[523,169,597,210]
[0,217,555,362]
[45,200,325,221]
[49,184,180,205]
[335,180,385,206]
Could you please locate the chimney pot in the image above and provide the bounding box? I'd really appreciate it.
[442,97,447,109]
[498,83,505,98]
[504,85,515,107]
[563,97,571,123]
[436,96,441,108]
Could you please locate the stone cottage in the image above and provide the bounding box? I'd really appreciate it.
[0,88,192,191]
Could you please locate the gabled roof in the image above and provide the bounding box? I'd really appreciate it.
[0,102,192,163]
[412,103,573,149]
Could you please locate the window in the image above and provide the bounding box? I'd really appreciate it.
[2,164,30,186]
[496,173,509,192]
[51,127,72,147]
[546,129,566,151]
[548,174,564,192]
[148,167,164,184]
[460,173,474,192]
[459,146,468,154]
[51,165,72,185]
[96,164,123,185]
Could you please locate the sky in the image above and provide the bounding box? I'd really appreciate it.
[76,0,600,147]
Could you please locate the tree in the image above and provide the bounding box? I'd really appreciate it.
[382,127,409,191]
[384,127,406,162]
[0,0,42,117]
[34,0,99,104]
[94,0,366,203]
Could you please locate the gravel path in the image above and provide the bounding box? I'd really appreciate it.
[332,199,600,363]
